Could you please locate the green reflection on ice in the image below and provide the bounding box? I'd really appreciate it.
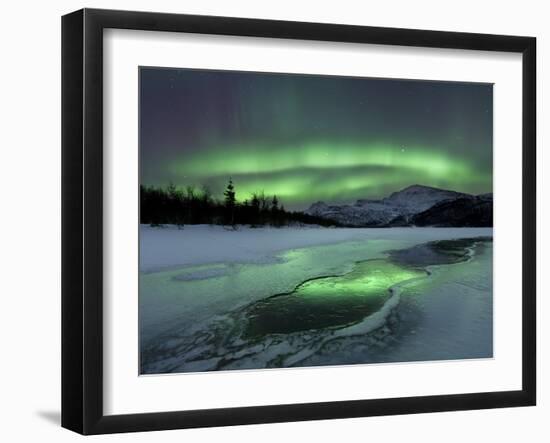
[245,260,425,337]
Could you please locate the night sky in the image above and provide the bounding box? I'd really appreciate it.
[140,67,493,210]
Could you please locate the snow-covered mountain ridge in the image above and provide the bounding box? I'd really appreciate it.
[305,185,492,227]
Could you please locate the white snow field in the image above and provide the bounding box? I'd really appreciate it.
[139,225,493,374]
[140,224,491,272]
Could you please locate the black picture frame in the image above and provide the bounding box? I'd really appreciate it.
[62,8,536,435]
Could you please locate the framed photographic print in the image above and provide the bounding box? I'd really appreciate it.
[62,8,536,435]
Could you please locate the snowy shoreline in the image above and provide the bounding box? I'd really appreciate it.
[140,224,493,273]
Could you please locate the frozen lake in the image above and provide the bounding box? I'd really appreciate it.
[139,225,493,374]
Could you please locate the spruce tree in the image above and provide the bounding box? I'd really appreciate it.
[271,195,279,212]
[223,178,236,226]
[271,195,279,226]
[250,193,260,227]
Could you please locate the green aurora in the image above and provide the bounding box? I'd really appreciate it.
[167,141,489,206]
[140,68,493,210]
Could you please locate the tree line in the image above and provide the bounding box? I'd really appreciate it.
[140,179,339,228]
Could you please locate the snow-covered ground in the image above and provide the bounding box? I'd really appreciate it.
[140,224,492,272]
[139,225,493,374]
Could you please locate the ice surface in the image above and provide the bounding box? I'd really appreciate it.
[139,225,493,374]
[140,224,492,272]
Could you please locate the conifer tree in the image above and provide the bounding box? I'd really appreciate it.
[271,195,279,212]
[224,178,236,226]
[271,195,280,226]
[251,193,260,210]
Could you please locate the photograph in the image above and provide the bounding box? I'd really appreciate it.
[138,67,494,375]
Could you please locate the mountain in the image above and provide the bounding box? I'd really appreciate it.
[411,195,493,227]
[305,185,492,227]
